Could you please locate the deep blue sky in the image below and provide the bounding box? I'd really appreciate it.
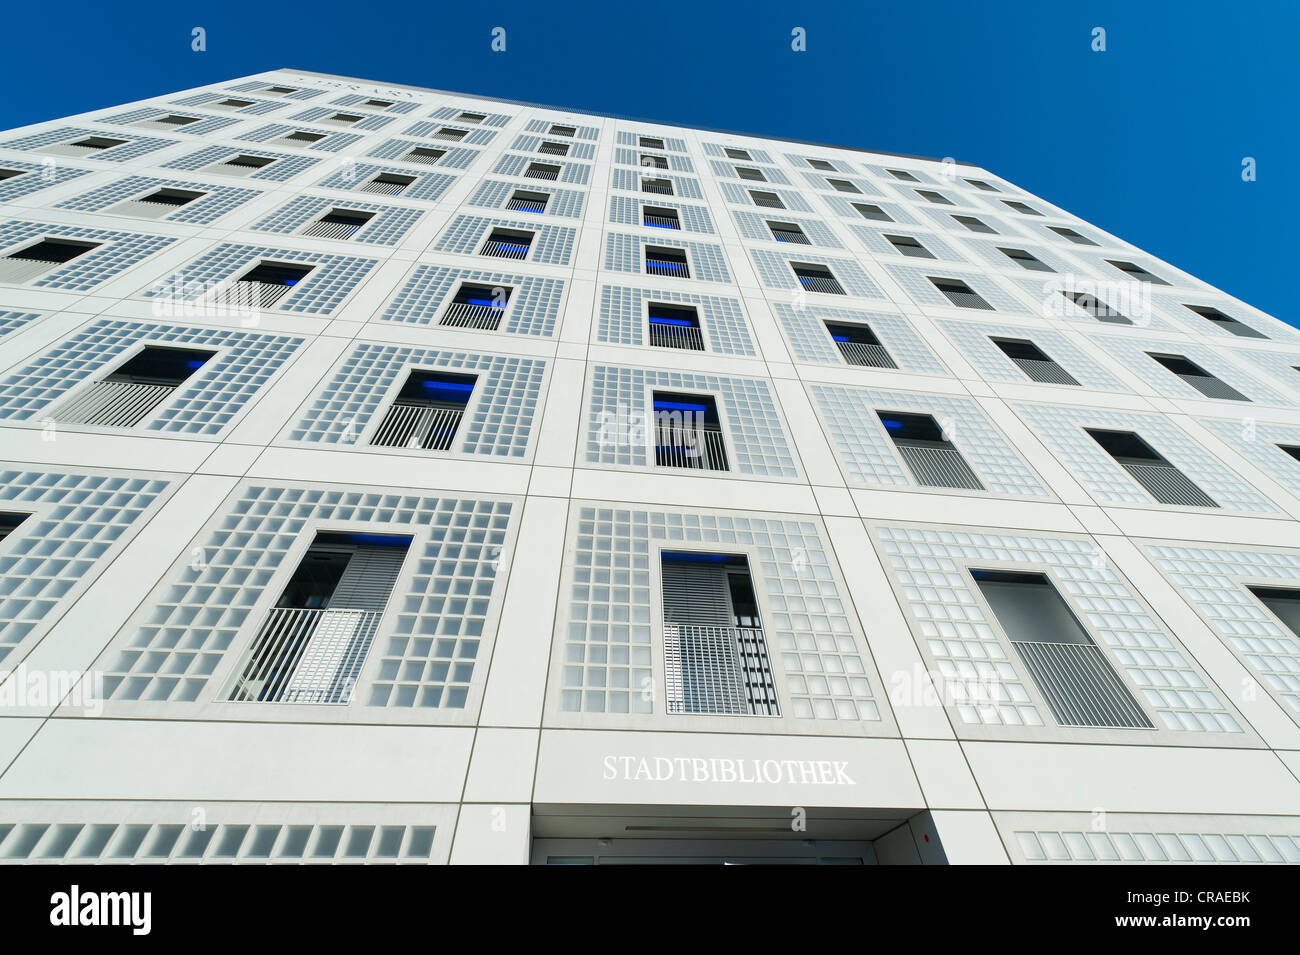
[3,0,1296,325]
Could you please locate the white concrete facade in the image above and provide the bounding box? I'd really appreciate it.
[0,69,1297,864]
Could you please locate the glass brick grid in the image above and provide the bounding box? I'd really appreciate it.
[873,524,1241,732]
[400,122,495,147]
[561,506,880,721]
[864,164,938,185]
[584,365,798,478]
[938,320,1126,390]
[802,172,884,197]
[810,385,1048,496]
[885,181,979,210]
[469,179,585,219]
[732,210,841,247]
[614,148,694,174]
[0,312,40,339]
[611,168,704,200]
[750,249,881,298]
[849,224,964,262]
[597,285,756,356]
[287,343,544,458]
[492,153,591,185]
[365,138,478,170]
[100,484,512,708]
[0,319,303,436]
[1012,823,1300,863]
[708,160,791,184]
[1069,251,1186,289]
[702,142,775,164]
[317,162,456,200]
[1089,335,1292,406]
[0,127,173,162]
[287,106,394,131]
[524,118,600,140]
[717,180,813,212]
[171,92,285,115]
[434,215,576,266]
[920,206,1025,238]
[250,194,423,246]
[55,175,260,226]
[236,123,361,152]
[1022,219,1109,248]
[823,195,919,224]
[1010,402,1277,513]
[604,233,731,284]
[617,131,688,152]
[431,105,512,127]
[99,108,239,137]
[885,263,1027,313]
[1151,293,1300,344]
[1011,277,1176,331]
[0,813,444,863]
[331,94,420,114]
[381,265,563,336]
[1230,348,1300,393]
[786,155,854,174]
[509,135,597,160]
[772,302,946,373]
[227,81,324,101]
[0,468,172,662]
[141,243,378,316]
[610,196,714,234]
[961,237,1079,275]
[0,161,89,202]
[1144,541,1300,717]
[162,145,320,182]
[1199,418,1300,498]
[0,220,174,292]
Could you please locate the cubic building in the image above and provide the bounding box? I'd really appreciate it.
[0,69,1298,864]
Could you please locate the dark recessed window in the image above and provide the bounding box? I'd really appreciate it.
[953,215,995,233]
[1184,305,1267,339]
[1086,429,1218,507]
[642,206,681,230]
[370,371,476,451]
[853,203,891,221]
[931,277,992,309]
[878,411,983,490]
[647,303,703,350]
[792,263,844,294]
[887,234,934,258]
[1000,247,1053,272]
[826,321,895,368]
[992,338,1080,385]
[645,245,690,278]
[1107,260,1169,285]
[1049,226,1097,245]
[1146,353,1249,401]
[480,228,533,260]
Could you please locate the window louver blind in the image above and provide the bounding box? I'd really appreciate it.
[661,562,734,627]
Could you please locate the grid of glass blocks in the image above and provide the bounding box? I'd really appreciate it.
[822,194,919,224]
[1010,818,1300,864]
[287,343,544,457]
[0,319,303,435]
[610,168,704,200]
[748,248,881,298]
[772,303,946,372]
[171,91,287,115]
[804,172,883,196]
[849,224,965,261]
[141,243,377,315]
[1229,347,1300,393]
[431,105,512,127]
[0,220,174,291]
[227,80,324,100]
[560,505,881,721]
[0,312,40,340]
[604,233,731,282]
[400,122,496,147]
[287,106,395,131]
[1085,334,1290,404]
[921,206,1025,237]
[732,210,840,247]
[702,142,775,163]
[885,263,1026,312]
[0,160,90,202]
[1143,541,1300,718]
[236,123,361,152]
[330,94,420,114]
[786,154,854,173]
[610,196,714,233]
[365,138,478,170]
[508,134,597,160]
[433,214,576,266]
[1011,402,1277,512]
[617,131,688,152]
[1013,276,1175,330]
[938,321,1126,390]
[381,265,563,336]
[864,163,938,185]
[0,126,174,161]
[55,175,260,225]
[873,524,1242,732]
[0,467,174,662]
[316,161,456,199]
[98,107,239,136]
[162,145,321,182]
[249,194,423,246]
[597,285,756,356]
[1199,418,1300,498]
[716,180,813,211]
[1152,294,1300,343]
[99,483,512,707]
[614,148,695,174]
[469,179,585,218]
[584,365,798,478]
[708,159,792,184]
[524,118,600,140]
[492,153,591,185]
[809,385,1048,496]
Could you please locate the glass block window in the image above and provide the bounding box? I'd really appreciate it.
[716,180,812,211]
[399,122,496,148]
[235,123,361,152]
[702,142,774,163]
[249,194,423,246]
[524,118,599,140]
[286,343,545,458]
[508,134,597,160]
[433,215,575,266]
[56,175,260,226]
[0,468,174,662]
[1086,335,1290,405]
[1199,418,1300,498]
[0,220,173,291]
[610,196,713,234]
[99,483,512,708]
[850,224,963,261]
[162,145,320,182]
[0,127,174,162]
[559,505,881,722]
[98,107,239,136]
[170,91,286,115]
[810,385,1047,495]
[873,524,1242,733]
[708,160,791,184]
[615,147,694,173]
[772,303,945,373]
[382,265,563,336]
[469,179,585,218]
[431,105,513,127]
[0,160,90,202]
[1227,347,1300,391]
[584,365,798,478]
[1011,402,1277,512]
[597,285,756,356]
[939,321,1125,391]
[803,172,882,196]
[749,249,880,298]
[617,130,688,152]
[962,237,1078,274]
[1154,294,1300,344]
[0,311,40,340]
[1007,815,1300,864]
[285,106,394,131]
[885,263,1027,312]
[731,210,840,247]
[604,233,730,282]
[492,152,591,185]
